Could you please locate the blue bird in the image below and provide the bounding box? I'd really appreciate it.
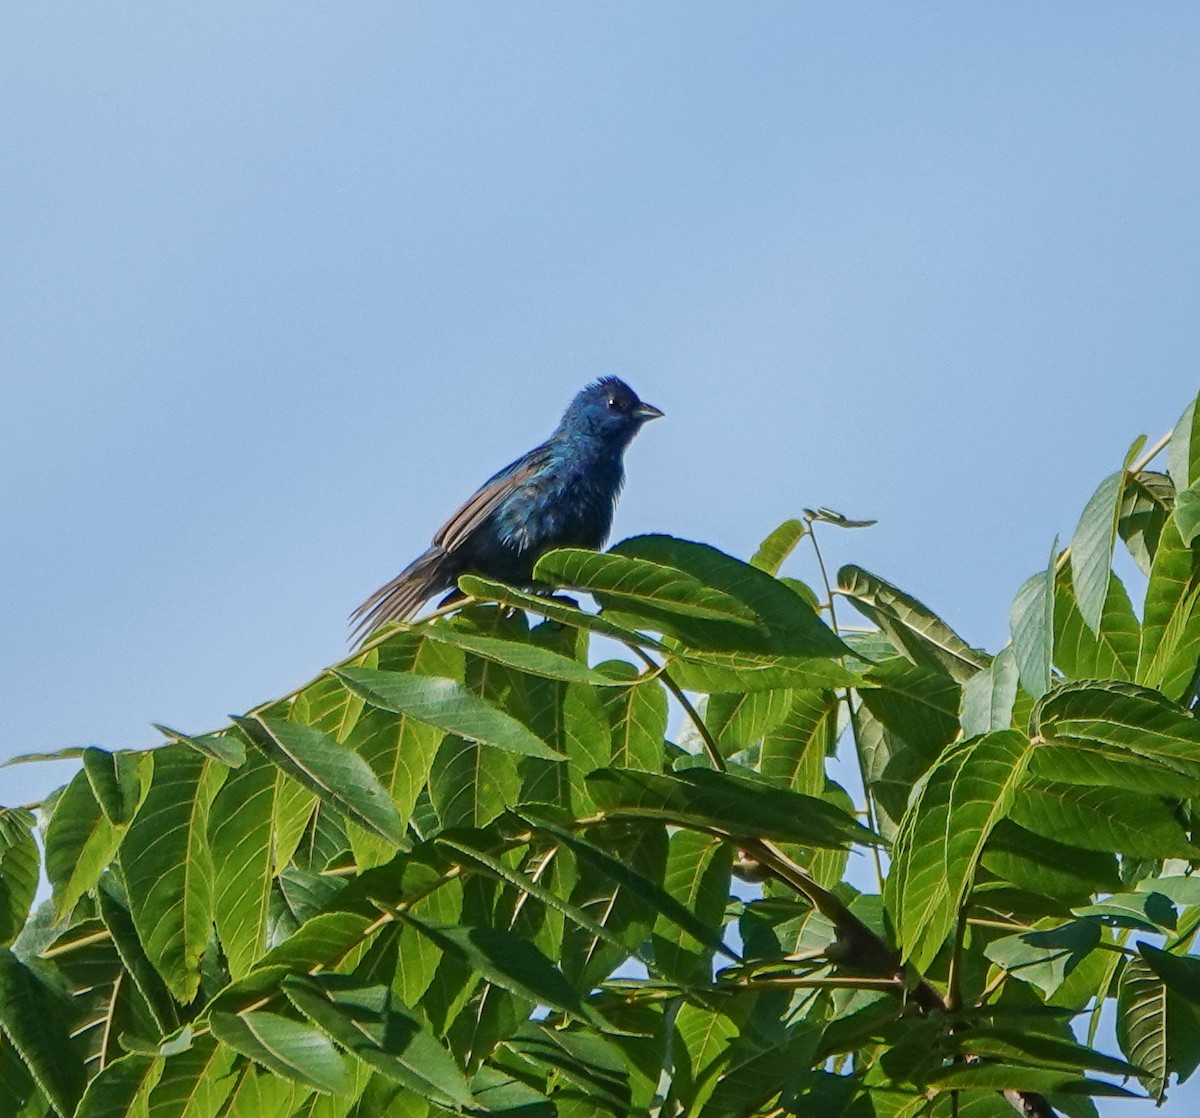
[350,376,663,642]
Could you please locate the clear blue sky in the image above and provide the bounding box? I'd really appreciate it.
[3,6,1199,1112]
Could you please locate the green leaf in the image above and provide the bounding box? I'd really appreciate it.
[983,920,1101,999]
[750,519,807,575]
[234,715,409,848]
[292,669,370,745]
[838,565,987,682]
[428,735,520,830]
[517,809,731,973]
[1030,680,1200,793]
[402,919,598,1027]
[1009,544,1056,699]
[1168,388,1200,516]
[1053,568,1139,682]
[253,911,377,974]
[503,1023,631,1113]
[468,1065,554,1116]
[143,1031,236,1118]
[1009,779,1199,860]
[0,812,37,948]
[706,688,794,753]
[665,647,856,694]
[96,880,180,1036]
[598,665,666,771]
[120,744,224,1003]
[1138,514,1200,701]
[924,1064,1133,1096]
[587,767,873,848]
[1070,471,1127,635]
[858,658,961,748]
[74,1052,162,1118]
[457,574,671,653]
[649,831,733,985]
[416,624,626,685]
[1074,890,1177,933]
[155,725,247,768]
[333,668,563,759]
[956,1025,1139,1077]
[437,835,659,973]
[82,747,145,825]
[209,1010,352,1095]
[959,644,1019,736]
[1139,943,1200,1005]
[342,708,443,870]
[534,547,758,624]
[1175,482,1200,548]
[759,689,837,795]
[1120,470,1175,575]
[607,535,848,658]
[1118,954,1172,1101]
[982,820,1119,903]
[209,750,294,978]
[886,730,1034,971]
[282,976,474,1108]
[0,949,86,1117]
[46,760,148,917]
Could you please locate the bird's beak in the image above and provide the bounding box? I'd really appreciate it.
[634,401,664,421]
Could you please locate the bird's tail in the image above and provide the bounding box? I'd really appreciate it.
[349,547,458,644]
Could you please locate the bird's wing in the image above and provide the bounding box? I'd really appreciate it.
[432,443,555,553]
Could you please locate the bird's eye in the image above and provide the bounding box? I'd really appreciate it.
[607,395,618,409]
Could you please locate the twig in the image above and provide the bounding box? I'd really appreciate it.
[805,515,887,891]
[626,644,726,772]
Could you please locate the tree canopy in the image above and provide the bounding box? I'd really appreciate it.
[6,392,1200,1118]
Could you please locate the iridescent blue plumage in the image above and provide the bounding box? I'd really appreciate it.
[350,377,662,641]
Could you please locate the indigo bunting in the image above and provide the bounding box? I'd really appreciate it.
[350,377,663,641]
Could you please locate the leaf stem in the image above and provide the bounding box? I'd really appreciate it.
[627,644,726,772]
[945,906,969,1013]
[806,514,887,892]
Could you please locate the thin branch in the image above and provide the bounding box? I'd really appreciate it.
[730,975,904,992]
[627,644,726,772]
[945,906,969,1013]
[806,515,886,892]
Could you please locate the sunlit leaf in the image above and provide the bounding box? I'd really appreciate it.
[534,548,758,624]
[587,767,873,849]
[234,715,409,849]
[1119,470,1175,575]
[1069,471,1127,635]
[333,668,563,759]
[750,518,807,575]
[0,812,36,948]
[119,745,224,1004]
[887,730,1034,971]
[607,535,848,658]
[282,975,474,1107]
[1009,543,1056,699]
[209,1010,352,1094]
[143,1031,236,1118]
[1030,680,1200,794]
[1138,514,1200,701]
[959,643,1019,736]
[839,565,987,682]
[1052,567,1139,685]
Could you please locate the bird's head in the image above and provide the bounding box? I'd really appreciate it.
[559,376,664,446]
